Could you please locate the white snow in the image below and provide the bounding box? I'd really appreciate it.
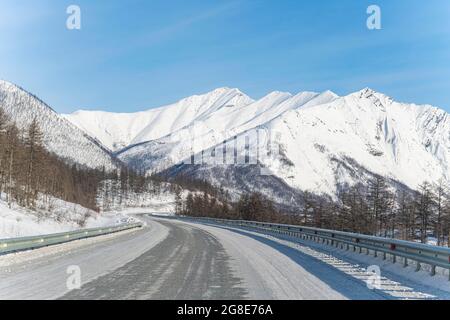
[101,192,178,216]
[0,194,132,239]
[97,180,182,215]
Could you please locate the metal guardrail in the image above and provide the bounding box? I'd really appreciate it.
[0,222,143,255]
[176,216,450,279]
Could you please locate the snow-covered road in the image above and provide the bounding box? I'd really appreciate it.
[0,218,169,299]
[0,216,447,300]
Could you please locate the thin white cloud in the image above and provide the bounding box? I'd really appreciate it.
[133,1,240,47]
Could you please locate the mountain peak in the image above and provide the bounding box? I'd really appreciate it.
[353,87,390,100]
[355,87,378,97]
[181,87,252,103]
[207,87,245,96]
[321,90,339,99]
[349,88,394,110]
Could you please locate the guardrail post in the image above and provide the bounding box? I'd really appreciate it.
[430,265,436,277]
[392,255,397,264]
[403,258,408,268]
[415,262,421,272]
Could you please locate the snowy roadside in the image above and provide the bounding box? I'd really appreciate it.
[0,190,175,239]
[0,226,142,268]
[0,198,136,240]
[0,219,170,299]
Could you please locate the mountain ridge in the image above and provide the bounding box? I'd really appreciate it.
[0,80,119,171]
[110,86,449,202]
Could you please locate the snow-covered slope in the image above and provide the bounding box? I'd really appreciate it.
[115,89,339,172]
[252,88,450,196]
[0,193,129,239]
[0,80,117,170]
[115,87,450,199]
[63,87,254,151]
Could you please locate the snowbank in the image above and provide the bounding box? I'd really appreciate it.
[0,195,132,239]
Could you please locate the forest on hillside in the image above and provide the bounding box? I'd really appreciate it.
[0,109,168,216]
[177,175,450,247]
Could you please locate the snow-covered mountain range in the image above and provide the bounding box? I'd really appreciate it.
[0,80,118,171]
[5,79,448,203]
[65,88,450,200]
[65,86,449,202]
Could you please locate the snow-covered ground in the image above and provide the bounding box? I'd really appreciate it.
[98,186,178,217]
[0,187,177,239]
[0,196,131,239]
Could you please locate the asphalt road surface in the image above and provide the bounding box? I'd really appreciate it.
[1,216,446,300]
[62,220,246,300]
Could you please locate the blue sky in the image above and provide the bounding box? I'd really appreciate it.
[1,0,449,113]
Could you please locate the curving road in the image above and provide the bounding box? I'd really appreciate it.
[62,220,246,300]
[1,216,445,300]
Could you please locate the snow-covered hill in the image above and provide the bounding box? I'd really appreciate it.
[255,88,450,196]
[115,89,339,173]
[0,80,118,170]
[63,87,254,151]
[65,86,450,201]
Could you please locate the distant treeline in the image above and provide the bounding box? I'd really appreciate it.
[176,174,450,246]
